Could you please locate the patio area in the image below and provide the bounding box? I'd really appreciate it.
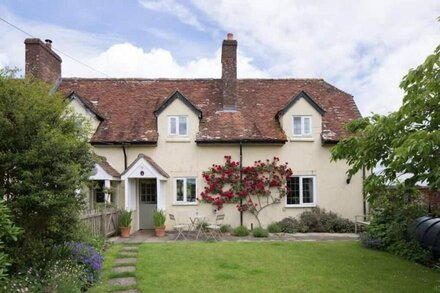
[109,230,360,243]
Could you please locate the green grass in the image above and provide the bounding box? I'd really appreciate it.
[92,241,440,293]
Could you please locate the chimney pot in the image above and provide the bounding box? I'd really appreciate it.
[44,39,52,49]
[227,33,234,40]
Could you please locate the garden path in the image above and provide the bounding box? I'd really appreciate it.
[108,243,142,293]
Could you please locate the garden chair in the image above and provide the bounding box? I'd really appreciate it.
[354,214,371,234]
[169,214,189,241]
[205,214,225,241]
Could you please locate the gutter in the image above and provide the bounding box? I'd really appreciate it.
[91,141,157,146]
[196,139,286,145]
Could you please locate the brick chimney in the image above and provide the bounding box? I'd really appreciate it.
[221,33,237,111]
[25,38,62,84]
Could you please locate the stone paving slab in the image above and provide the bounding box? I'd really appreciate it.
[112,266,136,273]
[114,258,137,264]
[121,246,139,251]
[111,230,360,243]
[119,251,138,257]
[108,277,136,286]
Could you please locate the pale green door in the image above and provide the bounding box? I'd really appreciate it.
[139,179,157,229]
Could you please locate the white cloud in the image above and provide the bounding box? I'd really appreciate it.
[191,0,440,115]
[139,0,205,31]
[89,43,266,78]
[0,6,264,79]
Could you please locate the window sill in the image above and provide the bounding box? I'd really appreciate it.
[172,202,198,206]
[166,137,191,143]
[289,137,315,142]
[285,204,316,208]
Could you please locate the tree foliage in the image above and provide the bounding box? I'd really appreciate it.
[0,68,95,270]
[331,44,440,200]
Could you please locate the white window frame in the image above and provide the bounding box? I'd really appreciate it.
[168,115,188,136]
[292,115,312,137]
[285,176,316,207]
[174,177,197,205]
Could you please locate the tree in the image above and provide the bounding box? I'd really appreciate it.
[200,156,292,227]
[0,69,95,270]
[331,43,440,201]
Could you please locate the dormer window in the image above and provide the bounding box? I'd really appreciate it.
[168,116,188,136]
[293,115,312,136]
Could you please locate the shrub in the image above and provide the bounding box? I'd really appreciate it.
[64,242,103,284]
[299,207,354,233]
[2,267,44,292]
[232,226,249,237]
[220,224,232,233]
[0,201,21,279]
[278,217,300,233]
[267,222,281,233]
[44,259,87,292]
[253,227,269,237]
[360,232,382,249]
[74,223,107,254]
[118,209,132,227]
[365,187,430,264]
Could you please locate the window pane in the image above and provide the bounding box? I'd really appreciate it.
[302,178,314,203]
[293,117,302,135]
[179,116,187,135]
[170,117,177,134]
[95,181,105,203]
[186,178,196,202]
[286,177,300,204]
[303,117,311,135]
[176,179,184,201]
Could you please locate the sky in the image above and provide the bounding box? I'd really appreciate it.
[0,0,439,116]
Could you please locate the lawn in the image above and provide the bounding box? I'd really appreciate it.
[94,241,440,292]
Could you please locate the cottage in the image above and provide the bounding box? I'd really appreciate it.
[24,35,364,233]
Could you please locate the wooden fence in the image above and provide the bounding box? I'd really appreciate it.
[80,209,119,237]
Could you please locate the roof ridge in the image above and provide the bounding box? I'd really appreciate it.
[61,77,325,82]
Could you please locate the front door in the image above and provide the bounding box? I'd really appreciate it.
[139,178,157,229]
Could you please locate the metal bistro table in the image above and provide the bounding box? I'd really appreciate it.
[189,214,206,240]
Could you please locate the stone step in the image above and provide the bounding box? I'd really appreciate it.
[108,277,137,286]
[121,246,139,251]
[119,251,138,257]
[114,258,137,264]
[112,266,136,273]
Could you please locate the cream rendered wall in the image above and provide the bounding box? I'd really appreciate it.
[91,97,364,230]
[68,99,100,138]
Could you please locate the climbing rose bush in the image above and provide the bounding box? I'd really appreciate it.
[200,156,292,226]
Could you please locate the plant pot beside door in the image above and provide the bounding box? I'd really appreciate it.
[153,209,166,237]
[119,209,132,238]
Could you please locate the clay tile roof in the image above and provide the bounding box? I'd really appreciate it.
[97,156,120,178]
[58,78,361,144]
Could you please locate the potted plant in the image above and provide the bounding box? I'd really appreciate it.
[119,209,132,238]
[153,209,166,237]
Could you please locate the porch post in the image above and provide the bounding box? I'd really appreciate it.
[124,178,129,209]
[156,178,165,210]
[104,180,111,204]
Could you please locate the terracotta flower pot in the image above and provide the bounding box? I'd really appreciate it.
[120,226,131,238]
[155,226,166,237]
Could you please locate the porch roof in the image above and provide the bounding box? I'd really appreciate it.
[121,154,169,180]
